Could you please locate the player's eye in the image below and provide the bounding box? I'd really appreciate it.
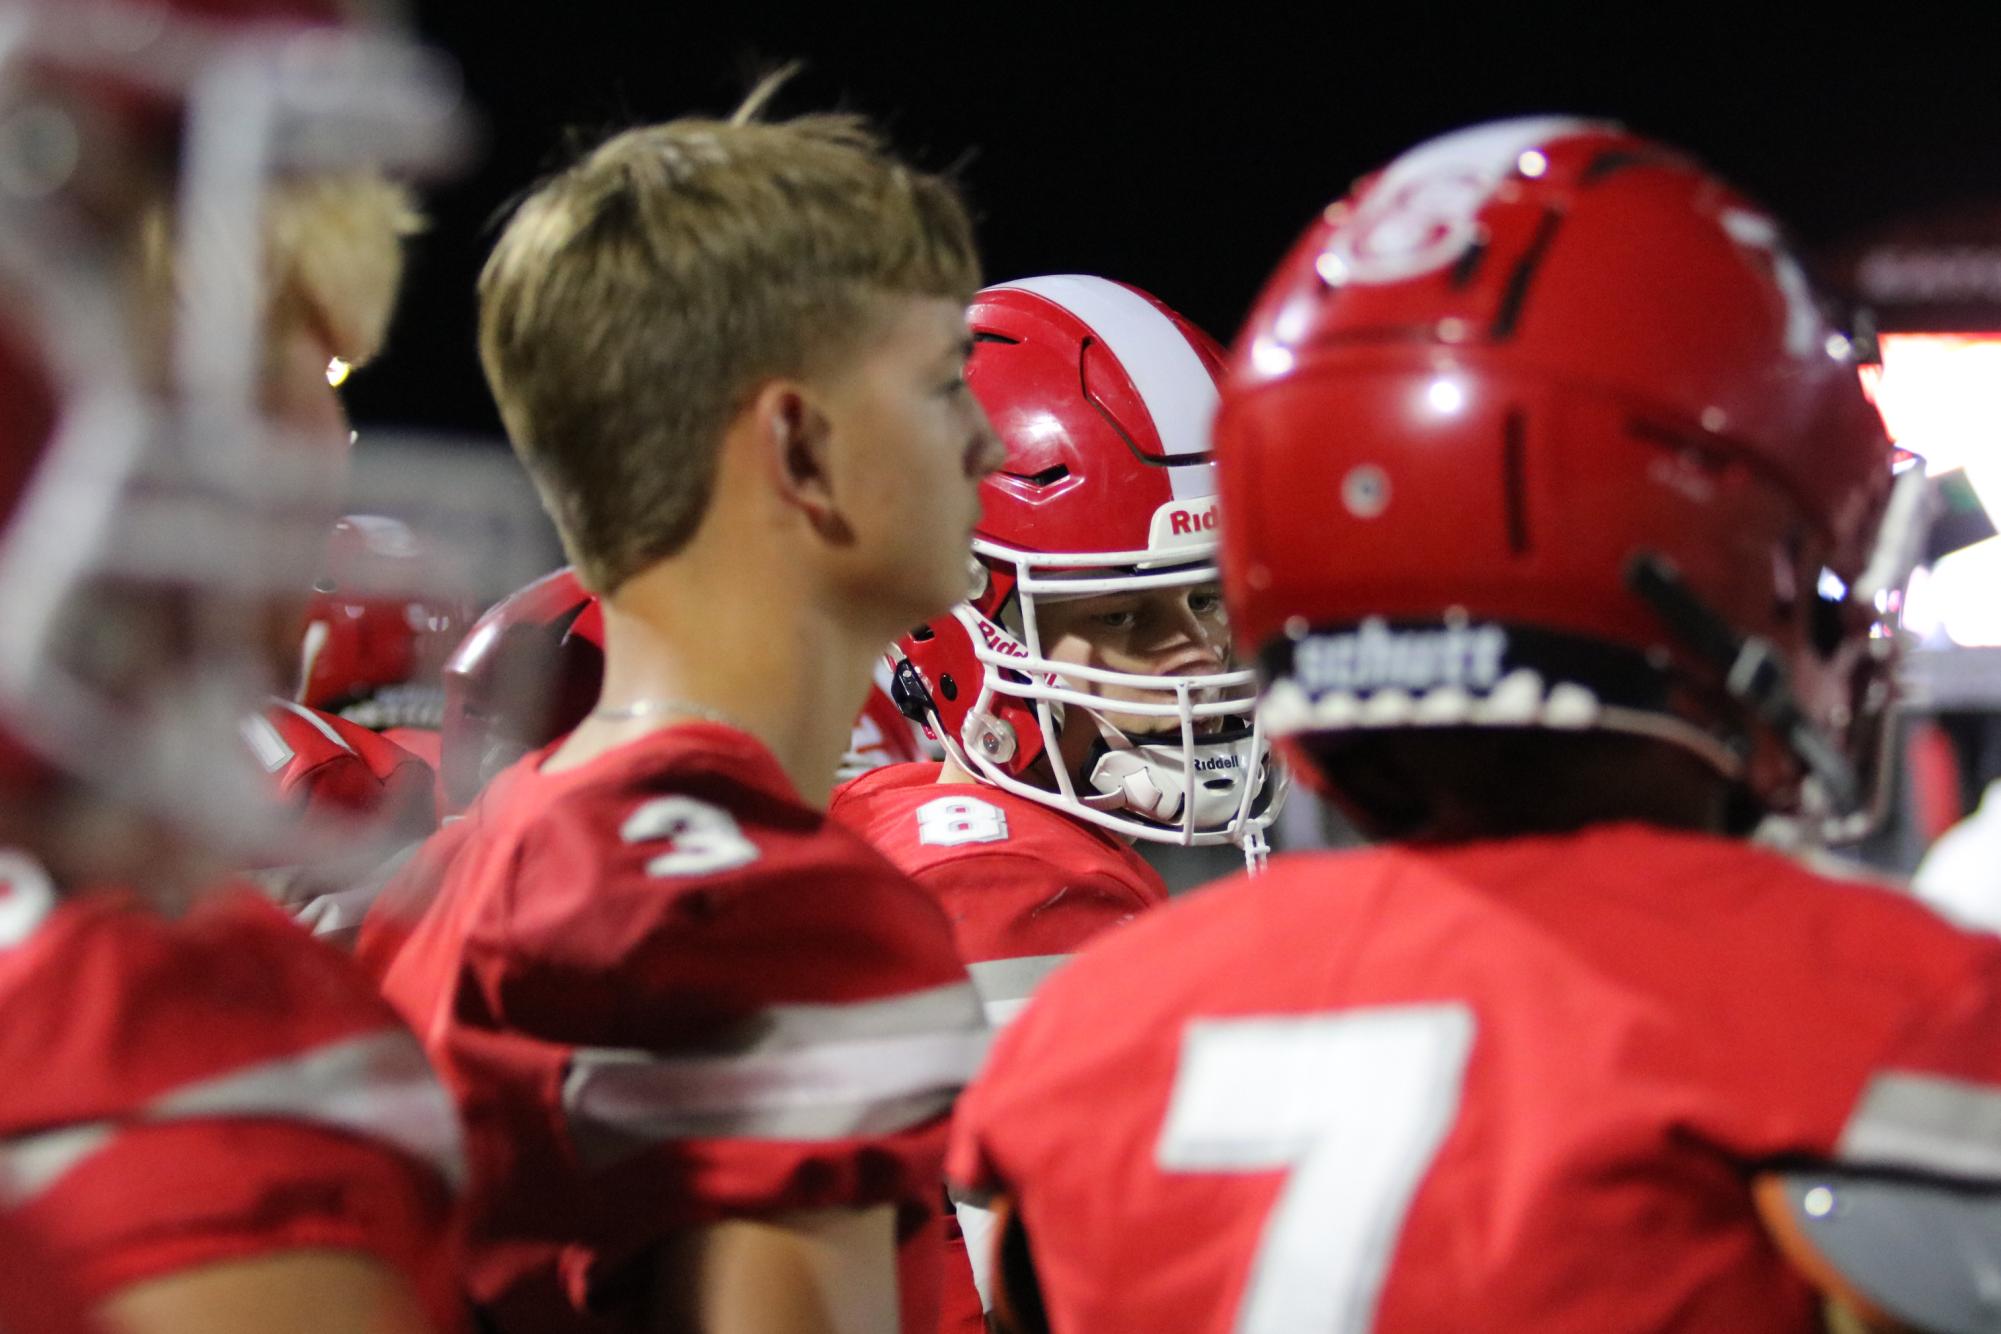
[1093,608,1139,631]
[1189,590,1224,617]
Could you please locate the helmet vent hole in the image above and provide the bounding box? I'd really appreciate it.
[940,674,958,701]
[1503,410,1531,555]
[1490,208,1563,340]
[1449,232,1489,288]
[909,625,935,642]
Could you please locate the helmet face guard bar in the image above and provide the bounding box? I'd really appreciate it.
[933,539,1283,856]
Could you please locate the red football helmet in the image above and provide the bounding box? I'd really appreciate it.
[892,275,1284,859]
[438,567,603,813]
[1214,117,1915,838]
[297,515,472,727]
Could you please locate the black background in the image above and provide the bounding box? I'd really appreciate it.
[349,4,2001,440]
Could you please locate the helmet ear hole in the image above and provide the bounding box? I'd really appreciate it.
[965,714,1018,764]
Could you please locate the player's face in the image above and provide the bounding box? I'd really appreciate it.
[1038,581,1231,736]
[818,295,1003,625]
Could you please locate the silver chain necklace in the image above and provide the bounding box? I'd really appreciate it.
[589,697,746,731]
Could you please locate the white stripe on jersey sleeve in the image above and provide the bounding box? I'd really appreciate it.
[273,699,359,755]
[966,954,1070,1028]
[1,1029,467,1201]
[561,981,988,1166]
[1839,1071,2001,1181]
[0,851,56,948]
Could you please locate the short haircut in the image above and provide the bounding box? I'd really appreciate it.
[476,78,980,593]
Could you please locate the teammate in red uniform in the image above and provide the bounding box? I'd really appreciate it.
[297,515,472,753]
[0,2,471,1331]
[258,520,462,926]
[951,118,2000,1334]
[363,83,1000,1333]
[829,275,1282,1330]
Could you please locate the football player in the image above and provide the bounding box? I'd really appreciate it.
[297,515,472,751]
[827,274,1281,1331]
[0,2,470,1332]
[950,118,2001,1333]
[361,82,1000,1333]
[246,322,446,902]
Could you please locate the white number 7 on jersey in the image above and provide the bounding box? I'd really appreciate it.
[1156,1005,1475,1333]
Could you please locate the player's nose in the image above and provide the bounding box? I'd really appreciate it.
[965,411,1006,481]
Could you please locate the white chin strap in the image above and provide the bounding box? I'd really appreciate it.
[1084,729,1262,830]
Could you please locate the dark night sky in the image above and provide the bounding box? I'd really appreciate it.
[345,5,2001,442]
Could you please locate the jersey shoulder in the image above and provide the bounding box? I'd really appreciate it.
[834,769,1163,898]
[253,699,437,825]
[0,886,463,1310]
[0,887,453,1149]
[1595,826,1998,992]
[449,728,975,1042]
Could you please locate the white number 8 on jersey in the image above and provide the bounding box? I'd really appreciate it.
[916,795,1009,847]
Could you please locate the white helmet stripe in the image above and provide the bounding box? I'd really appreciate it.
[994,275,1218,500]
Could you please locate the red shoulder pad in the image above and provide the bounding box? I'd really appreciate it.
[832,770,1166,976]
[0,889,463,1319]
[252,701,438,836]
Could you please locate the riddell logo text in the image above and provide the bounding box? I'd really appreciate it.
[976,618,1029,659]
[1193,754,1240,773]
[1149,499,1221,550]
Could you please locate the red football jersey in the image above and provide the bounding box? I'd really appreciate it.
[383,724,445,776]
[831,763,1166,1021]
[832,763,1168,1334]
[369,723,988,1333]
[0,864,465,1329]
[951,824,2001,1333]
[250,699,439,840]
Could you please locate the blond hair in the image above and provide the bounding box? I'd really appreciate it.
[477,82,980,593]
[263,171,423,367]
[138,168,421,370]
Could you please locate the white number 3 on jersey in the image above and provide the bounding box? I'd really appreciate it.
[916,796,1009,847]
[1157,1005,1474,1333]
[621,797,760,877]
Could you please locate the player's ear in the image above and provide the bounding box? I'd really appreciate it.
[753,378,851,543]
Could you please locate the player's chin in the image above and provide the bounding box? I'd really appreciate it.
[873,545,971,625]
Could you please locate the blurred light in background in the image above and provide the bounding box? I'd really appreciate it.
[1864,334,2001,647]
